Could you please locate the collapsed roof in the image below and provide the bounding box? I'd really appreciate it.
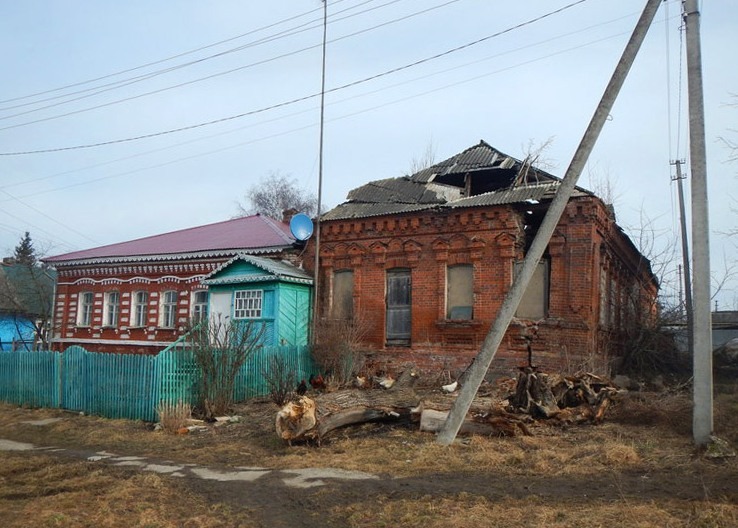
[322,140,592,221]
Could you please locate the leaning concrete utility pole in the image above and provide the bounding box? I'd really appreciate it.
[437,0,663,445]
[683,0,713,446]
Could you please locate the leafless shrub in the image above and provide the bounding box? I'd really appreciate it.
[313,317,370,386]
[262,355,297,406]
[156,400,192,434]
[189,316,265,420]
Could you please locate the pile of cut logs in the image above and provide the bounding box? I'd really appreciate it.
[275,366,621,444]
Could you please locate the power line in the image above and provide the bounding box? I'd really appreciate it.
[0,0,444,127]
[0,0,393,117]
[2,18,636,204]
[0,0,354,107]
[0,0,589,156]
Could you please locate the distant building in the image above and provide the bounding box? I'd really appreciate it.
[43,215,304,354]
[0,260,55,351]
[306,141,658,375]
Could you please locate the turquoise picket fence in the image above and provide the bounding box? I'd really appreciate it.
[0,344,316,422]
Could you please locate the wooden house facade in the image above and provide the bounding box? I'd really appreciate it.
[202,254,312,347]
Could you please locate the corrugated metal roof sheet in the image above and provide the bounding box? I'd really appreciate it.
[322,202,434,221]
[321,140,595,222]
[410,140,518,183]
[44,214,295,264]
[447,183,558,208]
[346,177,445,205]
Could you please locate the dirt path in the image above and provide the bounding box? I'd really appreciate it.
[4,437,737,528]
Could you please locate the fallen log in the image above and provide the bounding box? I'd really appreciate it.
[276,369,420,443]
[419,408,532,437]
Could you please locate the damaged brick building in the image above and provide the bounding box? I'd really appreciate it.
[308,141,658,375]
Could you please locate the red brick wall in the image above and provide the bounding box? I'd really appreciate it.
[52,258,228,354]
[306,196,656,377]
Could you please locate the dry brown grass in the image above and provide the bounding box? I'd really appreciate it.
[0,453,257,528]
[336,494,738,528]
[1,384,736,527]
[156,399,193,433]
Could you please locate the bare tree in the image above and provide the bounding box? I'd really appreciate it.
[407,138,437,175]
[236,172,318,220]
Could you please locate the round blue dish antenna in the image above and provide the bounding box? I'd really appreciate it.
[290,213,314,241]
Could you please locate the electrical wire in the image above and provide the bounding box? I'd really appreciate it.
[0,0,589,156]
[2,23,641,204]
[0,0,396,116]
[0,0,354,107]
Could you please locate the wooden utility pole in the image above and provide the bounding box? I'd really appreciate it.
[682,0,713,446]
[437,0,663,445]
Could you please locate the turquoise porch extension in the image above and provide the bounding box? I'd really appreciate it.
[202,254,313,347]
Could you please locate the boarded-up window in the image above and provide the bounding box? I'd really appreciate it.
[514,260,549,320]
[447,264,473,319]
[386,269,411,345]
[599,270,609,326]
[332,270,354,320]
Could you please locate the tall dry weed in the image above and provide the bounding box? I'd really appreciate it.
[156,400,192,433]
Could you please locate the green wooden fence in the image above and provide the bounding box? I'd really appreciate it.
[0,345,316,422]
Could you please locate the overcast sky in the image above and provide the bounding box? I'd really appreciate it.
[0,0,736,308]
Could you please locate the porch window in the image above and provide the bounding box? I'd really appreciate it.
[160,291,178,328]
[234,290,263,319]
[446,264,473,320]
[132,291,148,327]
[331,270,353,320]
[77,292,93,327]
[103,291,120,327]
[192,290,208,322]
[386,269,411,346]
[514,259,549,320]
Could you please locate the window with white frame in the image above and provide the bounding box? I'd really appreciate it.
[234,290,262,319]
[132,291,148,327]
[77,292,93,326]
[103,291,120,327]
[160,291,178,328]
[192,290,208,321]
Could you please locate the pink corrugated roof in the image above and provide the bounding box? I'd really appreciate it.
[45,215,295,263]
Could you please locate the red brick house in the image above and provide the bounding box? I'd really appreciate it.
[307,141,658,375]
[43,215,301,354]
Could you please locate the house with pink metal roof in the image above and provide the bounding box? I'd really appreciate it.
[43,214,307,354]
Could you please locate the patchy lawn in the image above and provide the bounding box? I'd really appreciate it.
[0,379,736,528]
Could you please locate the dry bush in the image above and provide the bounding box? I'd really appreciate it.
[313,317,370,386]
[156,400,192,433]
[189,316,266,419]
[262,355,296,406]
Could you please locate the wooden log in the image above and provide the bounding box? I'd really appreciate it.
[275,382,421,443]
[420,409,532,437]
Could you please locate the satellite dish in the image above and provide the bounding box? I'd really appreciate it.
[290,213,314,241]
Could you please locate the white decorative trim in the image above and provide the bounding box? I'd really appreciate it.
[48,247,291,268]
[58,274,208,286]
[52,338,175,346]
